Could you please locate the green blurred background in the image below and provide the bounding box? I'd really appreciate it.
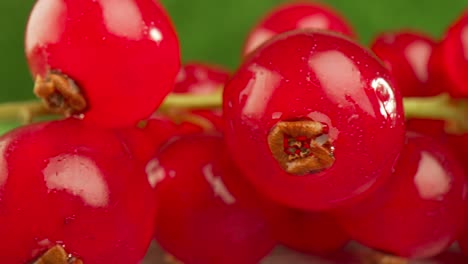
[0,0,466,103]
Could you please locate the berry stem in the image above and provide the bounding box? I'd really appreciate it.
[403,93,467,133]
[158,89,223,111]
[0,100,49,124]
[0,92,465,132]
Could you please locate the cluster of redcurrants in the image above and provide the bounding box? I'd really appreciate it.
[0,0,467,263]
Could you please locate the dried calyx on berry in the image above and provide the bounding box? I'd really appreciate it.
[34,72,87,117]
[34,245,82,264]
[268,120,335,175]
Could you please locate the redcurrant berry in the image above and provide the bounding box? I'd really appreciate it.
[147,134,275,264]
[224,30,405,210]
[173,62,230,132]
[336,133,466,258]
[115,118,178,165]
[243,2,354,56]
[430,10,468,97]
[371,31,441,97]
[0,118,156,263]
[174,62,229,94]
[265,205,348,255]
[25,0,180,128]
[405,118,446,139]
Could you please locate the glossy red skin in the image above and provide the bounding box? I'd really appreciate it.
[115,122,175,165]
[371,31,441,97]
[243,2,354,56]
[173,63,230,132]
[0,118,156,263]
[336,133,466,258]
[224,30,405,210]
[149,135,275,264]
[429,10,468,97]
[173,62,229,94]
[406,119,446,139]
[265,205,348,254]
[25,0,180,128]
[446,133,468,174]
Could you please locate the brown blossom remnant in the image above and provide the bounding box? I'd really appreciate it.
[34,245,83,264]
[267,120,335,175]
[34,72,87,116]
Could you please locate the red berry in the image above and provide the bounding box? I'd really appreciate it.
[115,120,177,165]
[446,133,468,175]
[0,118,156,263]
[173,62,230,132]
[174,62,229,94]
[224,30,405,210]
[25,0,181,128]
[265,206,348,255]
[430,10,468,97]
[243,2,354,56]
[371,31,441,97]
[148,134,275,264]
[336,133,466,258]
[405,118,446,139]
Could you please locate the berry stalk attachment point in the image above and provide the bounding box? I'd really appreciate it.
[34,72,87,116]
[34,245,83,264]
[403,93,468,133]
[267,120,335,175]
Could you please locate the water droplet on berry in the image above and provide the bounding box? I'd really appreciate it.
[149,27,164,43]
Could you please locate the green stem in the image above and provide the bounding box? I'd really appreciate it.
[403,93,467,132]
[0,92,466,133]
[159,89,223,111]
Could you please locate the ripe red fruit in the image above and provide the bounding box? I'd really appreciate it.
[265,206,348,255]
[224,30,405,210]
[25,0,180,128]
[430,10,468,97]
[0,118,156,263]
[336,133,466,258]
[243,2,354,56]
[173,62,230,132]
[148,134,275,264]
[371,31,441,97]
[174,62,229,94]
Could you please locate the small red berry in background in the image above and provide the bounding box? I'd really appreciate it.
[243,2,355,56]
[430,10,468,98]
[172,62,230,132]
[336,133,466,259]
[173,62,229,95]
[148,134,275,264]
[264,205,348,255]
[0,118,156,263]
[371,31,442,97]
[224,29,405,210]
[25,0,181,128]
